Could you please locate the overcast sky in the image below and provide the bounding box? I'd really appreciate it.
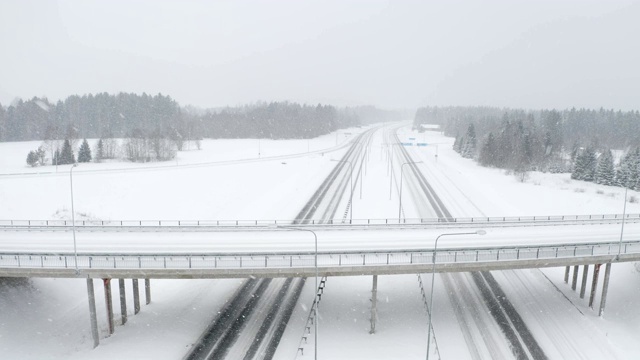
[1,0,639,110]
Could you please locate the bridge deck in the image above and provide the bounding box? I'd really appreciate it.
[1,222,639,278]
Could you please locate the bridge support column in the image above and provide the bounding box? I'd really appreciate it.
[103,279,114,335]
[145,278,151,305]
[370,275,378,334]
[132,279,140,314]
[579,265,589,299]
[589,264,602,309]
[599,263,612,317]
[571,265,579,290]
[119,279,127,325]
[86,278,99,348]
[564,266,570,283]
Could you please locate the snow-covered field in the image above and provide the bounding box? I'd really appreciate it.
[2,124,640,359]
[0,134,351,220]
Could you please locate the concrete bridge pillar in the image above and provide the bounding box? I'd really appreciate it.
[145,278,151,304]
[599,263,612,317]
[588,264,602,309]
[103,278,114,335]
[579,265,589,299]
[119,279,127,325]
[564,266,570,283]
[571,265,579,290]
[132,279,141,314]
[370,275,378,334]
[86,278,99,348]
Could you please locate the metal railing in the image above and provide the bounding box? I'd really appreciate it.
[1,213,639,229]
[417,274,441,360]
[295,277,327,359]
[2,240,639,273]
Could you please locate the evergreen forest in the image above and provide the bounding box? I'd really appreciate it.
[0,93,401,165]
[414,106,640,190]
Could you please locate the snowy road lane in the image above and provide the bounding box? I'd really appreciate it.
[2,222,640,254]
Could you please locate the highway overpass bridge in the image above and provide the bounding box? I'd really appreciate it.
[1,215,639,279]
[2,216,638,353]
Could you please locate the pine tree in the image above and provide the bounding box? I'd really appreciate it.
[571,147,585,180]
[95,138,104,162]
[595,150,615,186]
[628,148,640,190]
[618,148,640,189]
[479,132,497,166]
[78,139,92,163]
[462,124,476,158]
[570,142,580,165]
[53,149,60,166]
[581,147,597,182]
[453,134,461,153]
[26,150,39,167]
[59,139,75,165]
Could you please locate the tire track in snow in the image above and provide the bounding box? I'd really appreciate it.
[402,127,620,359]
[440,272,482,360]
[393,129,507,358]
[184,127,377,360]
[394,127,547,360]
[447,272,512,360]
[497,269,619,359]
[474,271,547,360]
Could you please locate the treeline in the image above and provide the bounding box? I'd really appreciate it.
[414,106,640,189]
[0,93,385,143]
[415,106,640,150]
[349,106,411,125]
[571,147,640,190]
[198,102,359,139]
[0,93,184,142]
[26,139,93,167]
[0,92,405,166]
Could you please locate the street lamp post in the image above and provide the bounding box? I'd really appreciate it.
[69,163,79,272]
[398,161,422,221]
[617,187,629,260]
[278,226,318,360]
[426,230,486,360]
[331,159,354,223]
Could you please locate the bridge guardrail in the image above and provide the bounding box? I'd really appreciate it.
[1,213,640,229]
[2,240,639,273]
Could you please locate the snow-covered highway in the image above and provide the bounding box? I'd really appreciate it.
[3,124,640,359]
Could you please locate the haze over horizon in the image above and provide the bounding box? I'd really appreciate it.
[1,0,639,111]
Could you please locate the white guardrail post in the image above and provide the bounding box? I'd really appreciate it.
[2,213,640,229]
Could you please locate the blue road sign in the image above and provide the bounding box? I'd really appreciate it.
[417,143,428,147]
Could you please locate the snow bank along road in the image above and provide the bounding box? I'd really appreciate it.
[181,126,375,360]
